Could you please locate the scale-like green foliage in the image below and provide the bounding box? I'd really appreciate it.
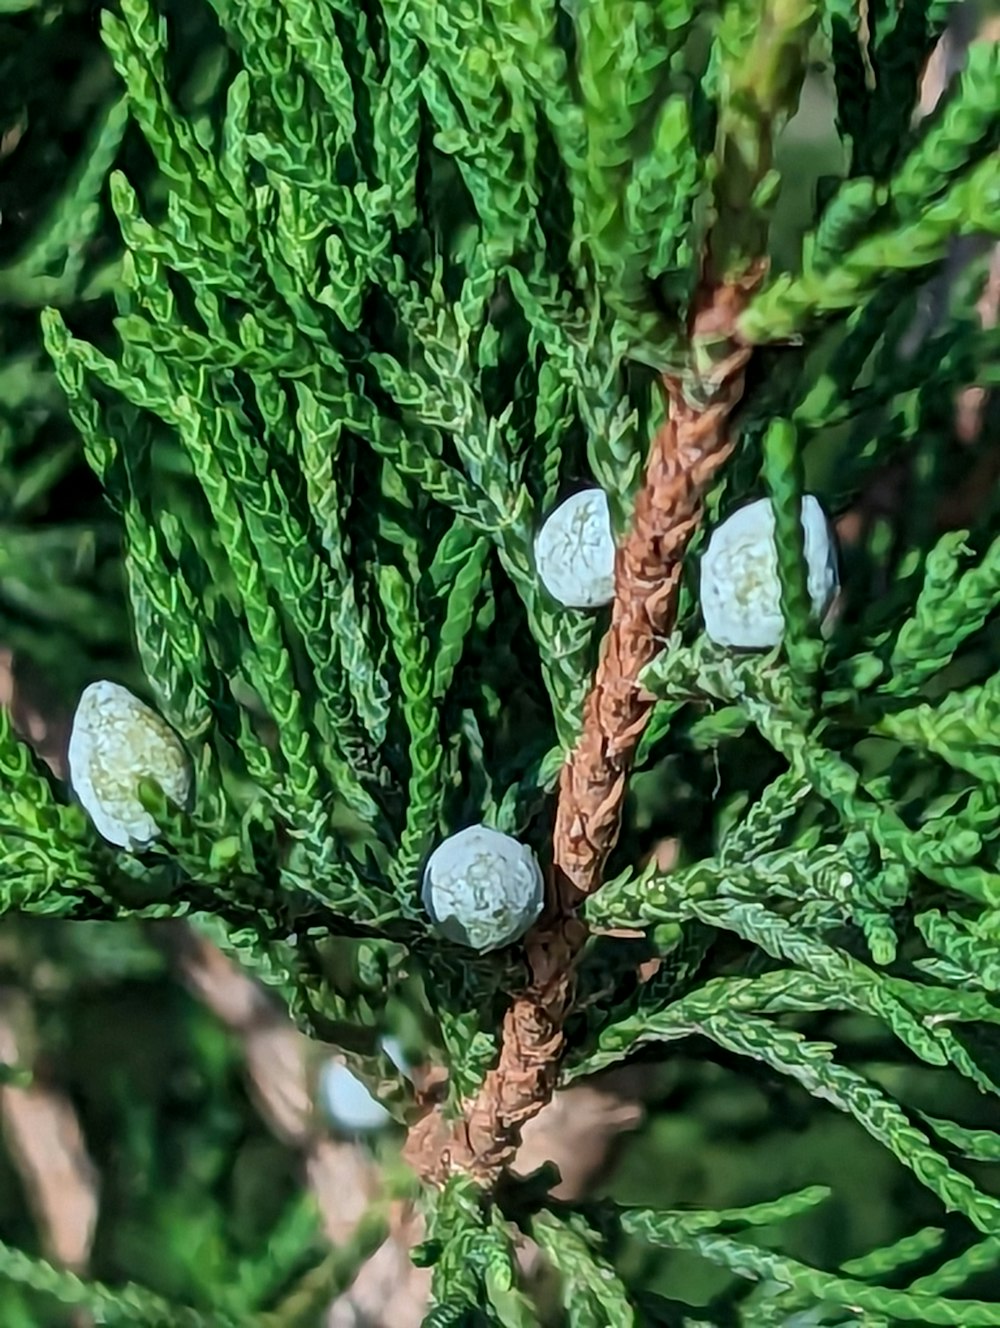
[0,0,998,1323]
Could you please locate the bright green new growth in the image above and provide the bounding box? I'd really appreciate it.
[0,0,997,1322]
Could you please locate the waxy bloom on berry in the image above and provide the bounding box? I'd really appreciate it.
[700,496,839,649]
[422,824,544,952]
[534,488,616,609]
[68,681,191,850]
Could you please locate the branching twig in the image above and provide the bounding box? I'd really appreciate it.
[158,923,432,1323]
[406,272,762,1186]
[404,0,819,1187]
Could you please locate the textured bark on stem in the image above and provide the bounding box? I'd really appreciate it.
[404,269,764,1188]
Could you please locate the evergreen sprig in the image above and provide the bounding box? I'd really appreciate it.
[0,0,997,1323]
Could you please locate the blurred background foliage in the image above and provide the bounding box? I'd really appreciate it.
[0,0,999,1324]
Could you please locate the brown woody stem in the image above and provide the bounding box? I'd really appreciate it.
[404,270,764,1188]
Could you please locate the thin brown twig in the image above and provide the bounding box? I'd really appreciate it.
[0,992,99,1328]
[159,922,433,1323]
[327,1202,429,1328]
[0,655,99,1328]
[156,923,377,1231]
[405,269,763,1187]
